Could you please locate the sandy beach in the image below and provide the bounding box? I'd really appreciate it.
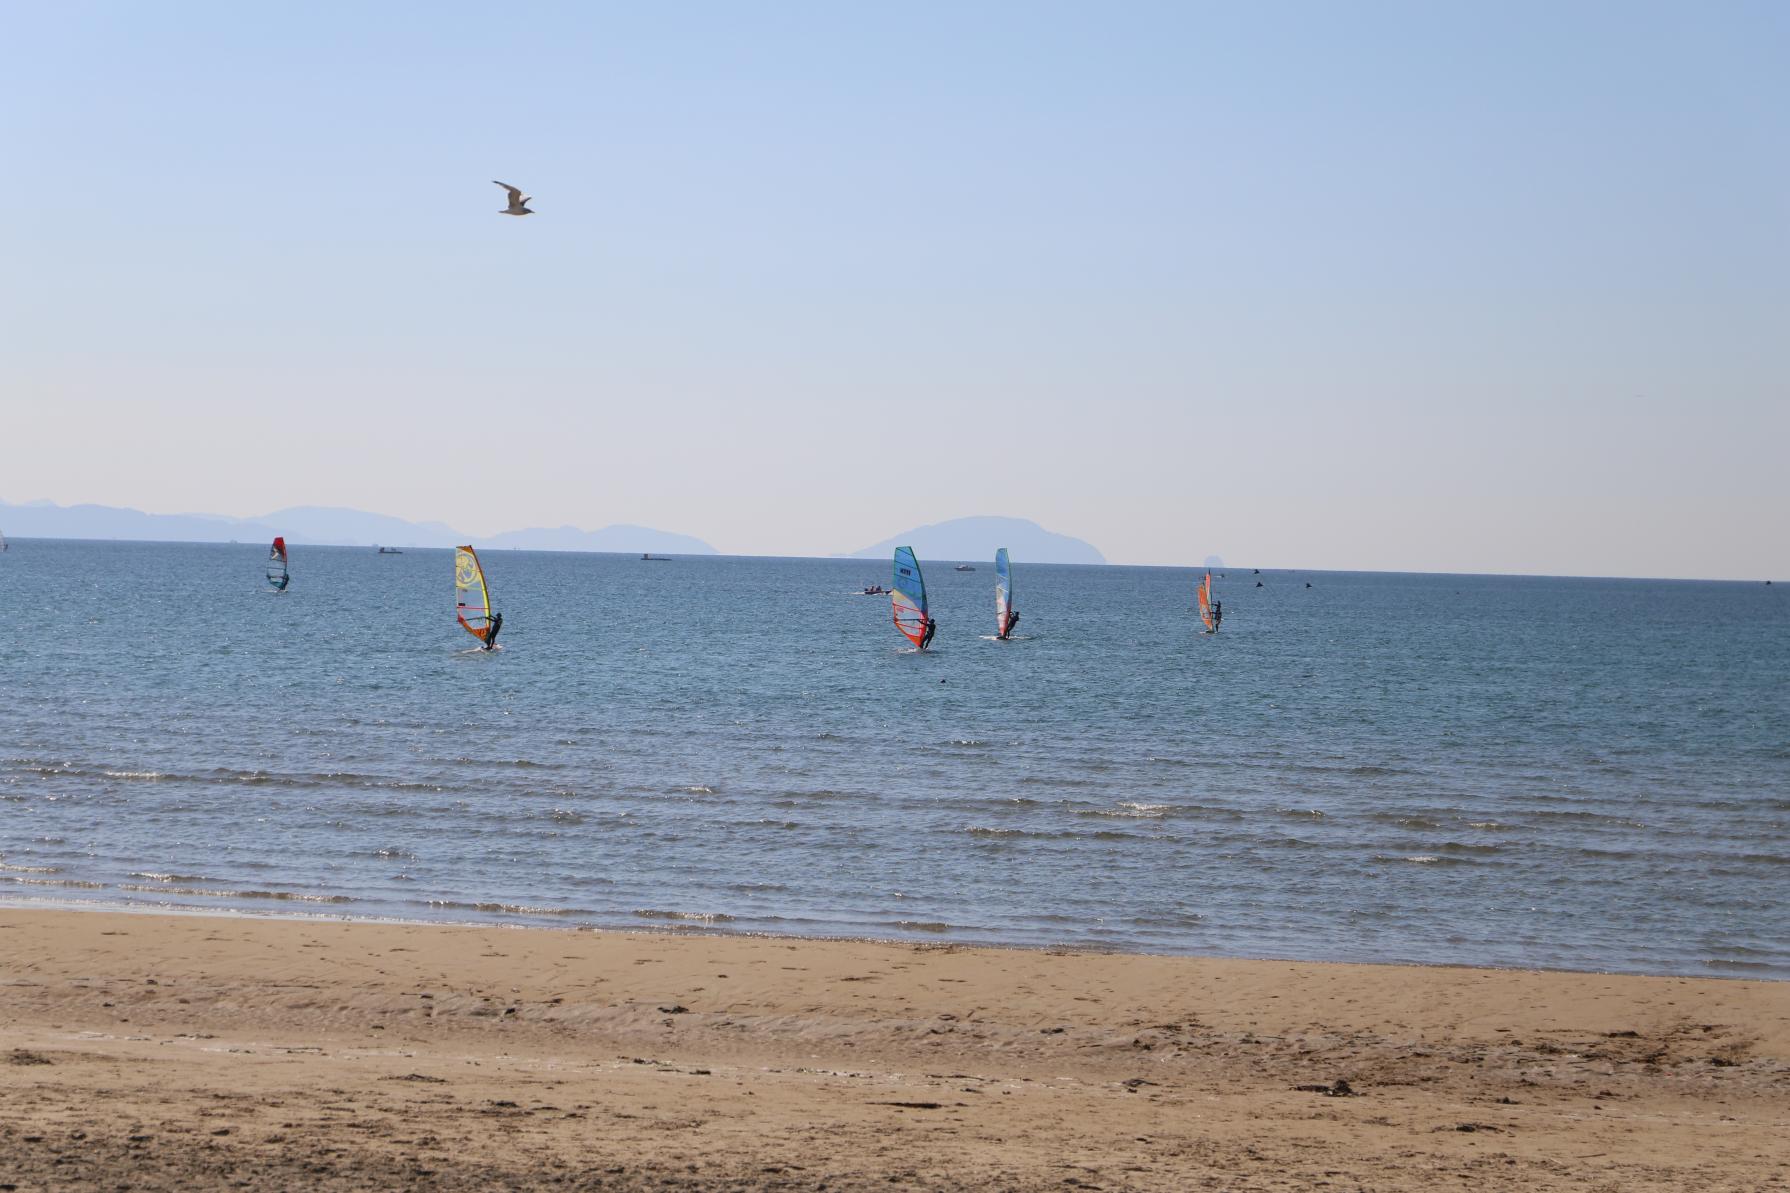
[0,908,1784,1191]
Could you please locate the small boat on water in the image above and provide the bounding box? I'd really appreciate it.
[640,553,672,562]
[858,584,887,596]
[954,564,976,571]
[377,546,403,555]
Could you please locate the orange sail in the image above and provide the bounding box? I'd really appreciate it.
[1197,571,1215,633]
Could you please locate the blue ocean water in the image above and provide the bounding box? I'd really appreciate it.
[2,539,1785,978]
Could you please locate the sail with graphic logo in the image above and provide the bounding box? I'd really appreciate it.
[1197,571,1216,633]
[265,536,289,592]
[891,546,929,648]
[995,548,1013,637]
[455,546,495,644]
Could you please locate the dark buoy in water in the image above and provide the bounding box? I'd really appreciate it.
[1253,569,1260,575]
[1305,582,1312,588]
[1256,580,1264,587]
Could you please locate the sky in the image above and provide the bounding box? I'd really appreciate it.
[4,2,1786,577]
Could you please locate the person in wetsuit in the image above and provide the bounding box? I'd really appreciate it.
[484,611,504,651]
[1210,601,1222,631]
[999,609,1020,640]
[920,616,937,650]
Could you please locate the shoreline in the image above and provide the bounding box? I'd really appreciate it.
[2,907,1786,1190]
[2,894,1782,984]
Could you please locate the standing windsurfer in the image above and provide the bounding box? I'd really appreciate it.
[484,611,504,651]
[920,617,938,651]
[999,609,1020,640]
[1211,601,1222,631]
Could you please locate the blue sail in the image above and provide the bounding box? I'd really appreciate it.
[994,547,1012,636]
[891,546,928,647]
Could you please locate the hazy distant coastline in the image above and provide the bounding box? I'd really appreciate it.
[0,499,718,555]
[846,516,1105,565]
[0,502,1115,564]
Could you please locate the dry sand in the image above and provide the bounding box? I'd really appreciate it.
[0,908,1785,1191]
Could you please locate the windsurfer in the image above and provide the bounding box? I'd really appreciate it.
[999,609,1020,640]
[484,611,504,651]
[920,617,938,651]
[1211,601,1222,630]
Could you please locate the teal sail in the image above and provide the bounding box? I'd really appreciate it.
[891,546,928,648]
[994,547,1012,637]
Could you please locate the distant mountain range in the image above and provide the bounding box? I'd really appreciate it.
[847,516,1105,565]
[0,500,718,555]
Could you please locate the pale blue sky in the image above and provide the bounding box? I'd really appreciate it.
[4,2,1785,575]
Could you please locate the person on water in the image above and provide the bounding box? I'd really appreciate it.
[920,616,938,650]
[999,609,1020,640]
[483,611,504,651]
[1211,600,1222,630]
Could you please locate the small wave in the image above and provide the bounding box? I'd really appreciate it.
[0,863,60,874]
[548,809,585,824]
[424,899,587,917]
[1367,813,1445,829]
[1128,912,1205,928]
[679,785,720,795]
[127,871,209,883]
[885,920,952,933]
[632,909,735,924]
[6,876,105,889]
[944,739,992,749]
[1374,853,1473,867]
[103,770,167,780]
[1703,958,1778,973]
[1529,809,1646,828]
[445,895,590,913]
[118,884,352,903]
[1079,802,1170,819]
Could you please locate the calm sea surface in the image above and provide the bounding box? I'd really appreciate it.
[2,540,1786,978]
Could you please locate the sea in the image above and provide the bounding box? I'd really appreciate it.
[2,540,1785,978]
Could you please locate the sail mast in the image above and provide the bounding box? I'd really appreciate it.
[995,548,1012,637]
[891,546,928,648]
[265,536,289,591]
[455,546,494,643]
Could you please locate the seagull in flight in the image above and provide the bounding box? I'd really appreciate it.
[493,181,534,216]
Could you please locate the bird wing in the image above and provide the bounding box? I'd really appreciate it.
[493,180,523,204]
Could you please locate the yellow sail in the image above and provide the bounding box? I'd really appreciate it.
[455,546,494,643]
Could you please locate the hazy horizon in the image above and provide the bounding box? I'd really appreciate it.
[5,3,1785,578]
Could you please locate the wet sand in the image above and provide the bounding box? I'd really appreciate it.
[1,908,1785,1190]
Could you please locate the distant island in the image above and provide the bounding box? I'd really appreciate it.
[0,500,718,555]
[846,516,1105,565]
